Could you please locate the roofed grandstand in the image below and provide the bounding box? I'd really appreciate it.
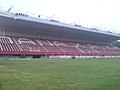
[0,10,120,59]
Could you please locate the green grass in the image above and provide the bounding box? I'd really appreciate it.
[0,58,120,90]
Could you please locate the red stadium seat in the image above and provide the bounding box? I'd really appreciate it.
[0,36,120,56]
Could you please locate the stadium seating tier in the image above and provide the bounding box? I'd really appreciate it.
[0,36,120,56]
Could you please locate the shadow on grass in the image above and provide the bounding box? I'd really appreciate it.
[0,81,2,90]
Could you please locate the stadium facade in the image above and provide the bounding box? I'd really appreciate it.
[0,11,120,59]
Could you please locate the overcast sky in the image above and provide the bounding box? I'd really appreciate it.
[0,0,120,33]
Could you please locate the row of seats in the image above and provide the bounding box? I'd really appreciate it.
[0,36,120,55]
[0,36,19,51]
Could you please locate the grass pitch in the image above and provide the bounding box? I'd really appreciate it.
[0,58,120,90]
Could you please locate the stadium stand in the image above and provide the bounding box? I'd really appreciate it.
[0,9,120,59]
[0,35,120,58]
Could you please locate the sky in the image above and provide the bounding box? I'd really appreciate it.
[0,0,120,33]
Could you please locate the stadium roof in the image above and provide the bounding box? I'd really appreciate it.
[0,12,120,43]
